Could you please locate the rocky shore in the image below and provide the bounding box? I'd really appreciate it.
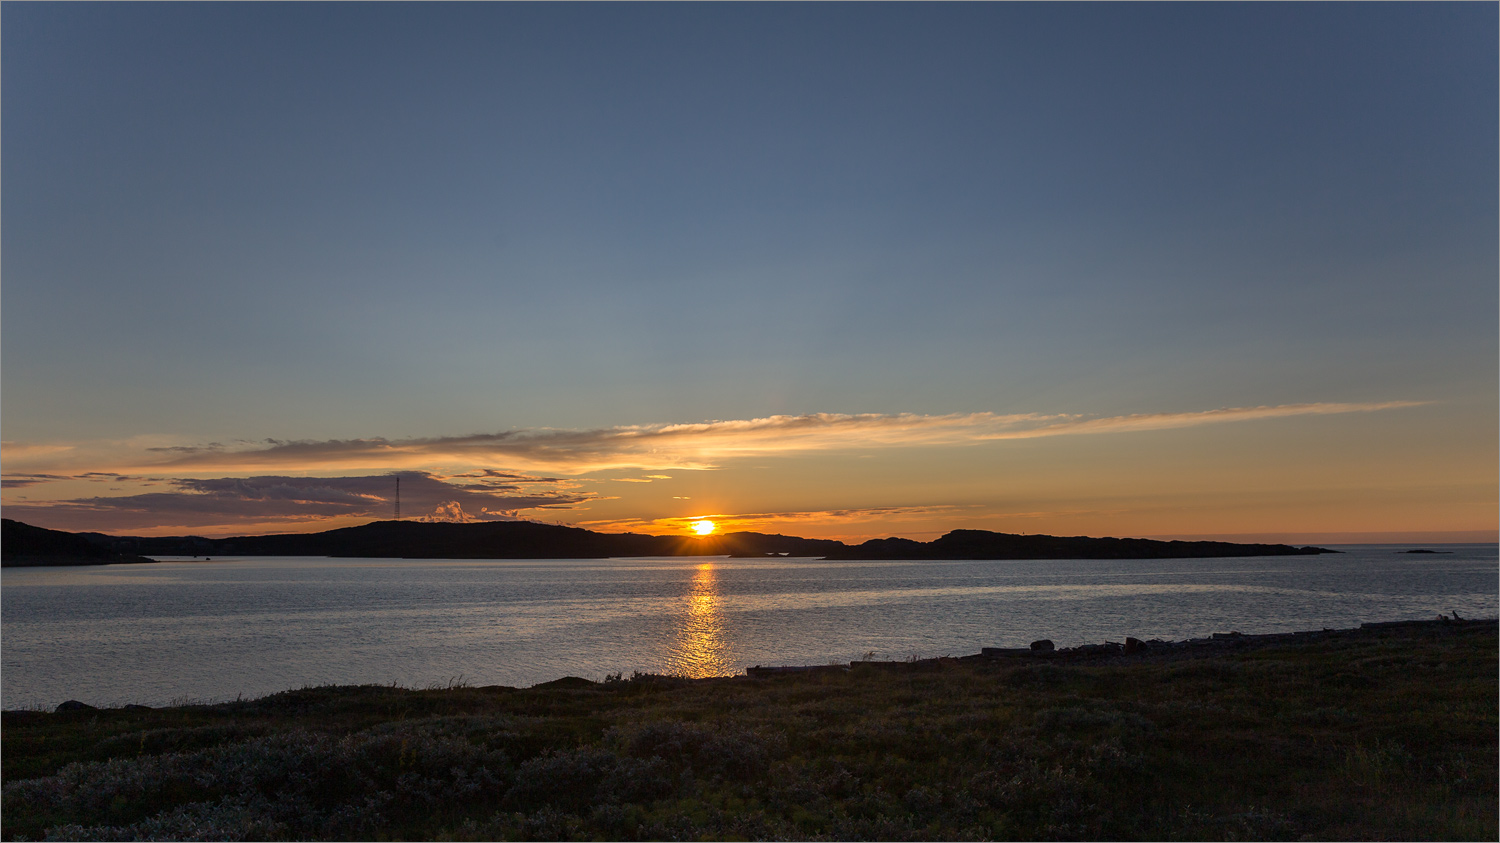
[3,616,1493,841]
[747,615,1493,676]
[30,616,1495,711]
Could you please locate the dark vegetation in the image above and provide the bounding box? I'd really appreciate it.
[3,518,1333,564]
[3,621,1493,841]
[0,520,156,567]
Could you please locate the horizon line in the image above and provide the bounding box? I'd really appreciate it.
[10,516,1494,547]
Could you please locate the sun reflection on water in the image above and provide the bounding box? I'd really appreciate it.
[665,562,732,678]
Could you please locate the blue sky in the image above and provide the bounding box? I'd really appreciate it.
[3,3,1495,540]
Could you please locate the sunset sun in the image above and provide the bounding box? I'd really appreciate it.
[691,519,716,536]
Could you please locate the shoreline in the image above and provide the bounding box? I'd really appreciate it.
[12,616,1493,714]
[4,616,1493,841]
[756,615,1497,674]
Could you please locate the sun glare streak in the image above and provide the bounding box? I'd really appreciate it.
[665,563,731,678]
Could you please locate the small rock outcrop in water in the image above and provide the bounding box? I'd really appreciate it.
[54,700,97,712]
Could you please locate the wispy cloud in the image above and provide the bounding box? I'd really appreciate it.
[1,472,170,489]
[1,471,598,534]
[1,473,72,489]
[125,401,1423,474]
[0,442,77,461]
[449,469,570,483]
[978,402,1427,438]
[575,502,1132,542]
[0,399,1437,537]
[577,504,987,536]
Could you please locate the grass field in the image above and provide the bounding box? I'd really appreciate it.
[3,620,1494,841]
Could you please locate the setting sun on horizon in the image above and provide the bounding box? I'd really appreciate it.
[691,519,717,537]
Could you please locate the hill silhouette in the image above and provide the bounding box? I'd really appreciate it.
[3,518,1334,563]
[1,519,158,567]
[824,528,1337,559]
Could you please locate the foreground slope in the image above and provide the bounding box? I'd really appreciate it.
[3,620,1493,841]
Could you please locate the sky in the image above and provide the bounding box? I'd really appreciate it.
[3,2,1496,543]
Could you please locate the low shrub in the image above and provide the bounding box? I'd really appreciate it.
[3,623,1494,841]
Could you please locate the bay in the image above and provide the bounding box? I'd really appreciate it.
[3,544,1495,709]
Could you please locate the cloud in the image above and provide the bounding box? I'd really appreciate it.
[2,471,598,534]
[131,401,1425,475]
[0,442,77,461]
[578,504,987,535]
[449,469,569,483]
[419,501,478,523]
[144,442,227,454]
[578,503,1136,542]
[2,472,170,489]
[80,472,170,484]
[975,402,1427,439]
[1,473,72,489]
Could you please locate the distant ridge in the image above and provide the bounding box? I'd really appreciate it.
[822,528,1337,560]
[2,518,1336,563]
[1,519,158,567]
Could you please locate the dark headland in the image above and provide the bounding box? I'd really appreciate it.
[2,517,1335,565]
[0,519,157,567]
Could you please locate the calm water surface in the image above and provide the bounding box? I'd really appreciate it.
[3,545,1495,708]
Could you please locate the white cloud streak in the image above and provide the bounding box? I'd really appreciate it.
[3,401,1426,478]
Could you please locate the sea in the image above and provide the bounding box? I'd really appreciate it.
[2,544,1495,710]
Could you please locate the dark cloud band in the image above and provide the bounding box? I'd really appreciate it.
[2,471,596,534]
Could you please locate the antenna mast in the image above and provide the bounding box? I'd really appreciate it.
[395,476,401,521]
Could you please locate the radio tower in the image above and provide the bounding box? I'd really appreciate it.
[394,476,401,521]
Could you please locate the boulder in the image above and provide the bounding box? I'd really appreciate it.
[1124,637,1148,654]
[981,647,1032,657]
[1029,639,1055,652]
[55,700,97,712]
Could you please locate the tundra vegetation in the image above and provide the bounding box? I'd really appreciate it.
[2,622,1494,841]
